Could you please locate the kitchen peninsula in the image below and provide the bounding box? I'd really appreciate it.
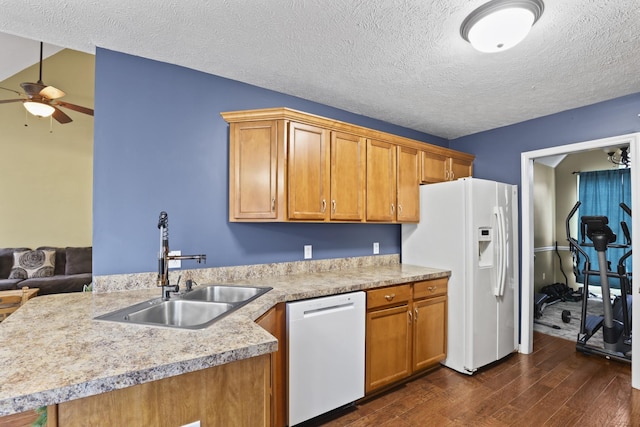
[0,256,448,426]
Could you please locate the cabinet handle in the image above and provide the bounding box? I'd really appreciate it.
[384,293,395,301]
[444,169,450,180]
[321,199,326,213]
[271,197,275,212]
[408,310,412,322]
[428,286,437,292]
[398,204,403,214]
[391,204,395,214]
[332,200,336,213]
[414,307,419,320]
[451,171,455,180]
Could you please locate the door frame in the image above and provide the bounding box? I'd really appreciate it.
[520,132,639,388]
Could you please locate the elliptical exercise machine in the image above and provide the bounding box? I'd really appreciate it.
[566,201,633,362]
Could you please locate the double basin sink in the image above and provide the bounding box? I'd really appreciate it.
[95,285,272,329]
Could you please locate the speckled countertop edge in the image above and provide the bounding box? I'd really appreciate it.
[0,262,449,416]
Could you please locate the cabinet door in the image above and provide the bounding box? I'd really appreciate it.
[450,156,473,181]
[366,304,411,393]
[412,295,447,372]
[230,121,279,220]
[366,139,397,222]
[256,304,287,427]
[288,122,329,220]
[331,132,366,221]
[421,151,449,183]
[396,146,420,222]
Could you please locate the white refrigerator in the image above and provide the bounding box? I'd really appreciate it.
[401,178,519,375]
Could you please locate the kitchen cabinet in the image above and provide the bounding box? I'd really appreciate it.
[412,279,448,371]
[222,108,474,223]
[365,278,448,394]
[365,284,411,393]
[396,145,420,222]
[366,139,397,222]
[330,132,366,221]
[288,122,329,220]
[55,355,270,427]
[421,150,474,184]
[256,304,287,427]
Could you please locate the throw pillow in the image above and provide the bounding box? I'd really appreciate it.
[65,247,92,275]
[8,249,56,279]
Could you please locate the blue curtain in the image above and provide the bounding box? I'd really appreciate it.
[577,168,632,288]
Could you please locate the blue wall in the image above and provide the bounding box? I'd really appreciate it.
[93,48,447,275]
[449,93,640,184]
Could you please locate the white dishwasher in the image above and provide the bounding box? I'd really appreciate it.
[287,291,366,426]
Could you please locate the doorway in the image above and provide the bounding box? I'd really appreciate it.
[521,132,639,388]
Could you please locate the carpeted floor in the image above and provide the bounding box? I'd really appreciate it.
[533,297,606,348]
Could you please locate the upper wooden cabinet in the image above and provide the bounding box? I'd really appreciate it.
[222,108,474,223]
[421,151,473,184]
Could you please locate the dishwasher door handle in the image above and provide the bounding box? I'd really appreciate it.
[303,302,354,318]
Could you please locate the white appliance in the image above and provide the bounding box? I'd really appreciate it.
[287,292,365,426]
[401,178,519,375]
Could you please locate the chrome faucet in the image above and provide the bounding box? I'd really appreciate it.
[157,211,207,300]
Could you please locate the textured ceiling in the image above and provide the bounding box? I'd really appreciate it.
[0,0,639,139]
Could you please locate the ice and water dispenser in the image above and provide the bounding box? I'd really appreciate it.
[478,227,494,268]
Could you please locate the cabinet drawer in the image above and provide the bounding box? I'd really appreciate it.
[367,284,411,309]
[413,278,448,299]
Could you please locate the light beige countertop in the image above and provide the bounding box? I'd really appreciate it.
[0,262,448,416]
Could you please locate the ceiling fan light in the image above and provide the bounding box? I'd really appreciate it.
[461,0,544,53]
[23,101,55,118]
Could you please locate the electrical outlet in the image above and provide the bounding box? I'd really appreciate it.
[373,242,379,255]
[304,245,312,259]
[168,250,181,269]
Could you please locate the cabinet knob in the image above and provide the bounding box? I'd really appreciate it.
[384,293,395,301]
[332,200,336,213]
[271,197,275,211]
[321,199,326,213]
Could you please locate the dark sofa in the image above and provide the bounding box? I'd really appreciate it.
[0,247,92,295]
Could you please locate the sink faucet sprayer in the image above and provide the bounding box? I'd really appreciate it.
[157,211,207,300]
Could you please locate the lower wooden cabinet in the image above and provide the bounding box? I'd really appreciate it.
[256,303,287,427]
[365,278,448,394]
[54,355,270,427]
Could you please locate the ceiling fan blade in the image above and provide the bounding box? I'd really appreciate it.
[0,98,24,104]
[40,85,65,100]
[0,86,24,96]
[20,82,47,97]
[55,101,94,116]
[52,106,73,124]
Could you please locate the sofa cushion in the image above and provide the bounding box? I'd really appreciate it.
[8,249,56,279]
[0,278,23,291]
[22,273,92,296]
[0,248,30,279]
[65,247,92,275]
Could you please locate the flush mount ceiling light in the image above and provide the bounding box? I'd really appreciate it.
[461,0,544,53]
[23,100,55,118]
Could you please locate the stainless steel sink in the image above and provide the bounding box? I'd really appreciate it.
[181,285,271,303]
[95,284,272,329]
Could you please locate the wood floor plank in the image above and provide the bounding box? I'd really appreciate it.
[320,332,633,427]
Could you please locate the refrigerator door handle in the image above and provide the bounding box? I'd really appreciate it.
[493,207,506,297]
[497,207,508,297]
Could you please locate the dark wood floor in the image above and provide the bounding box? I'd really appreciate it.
[317,332,638,427]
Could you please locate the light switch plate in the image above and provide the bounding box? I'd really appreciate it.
[168,250,181,269]
[373,242,379,255]
[304,245,312,259]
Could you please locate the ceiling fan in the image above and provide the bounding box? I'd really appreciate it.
[0,42,94,124]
